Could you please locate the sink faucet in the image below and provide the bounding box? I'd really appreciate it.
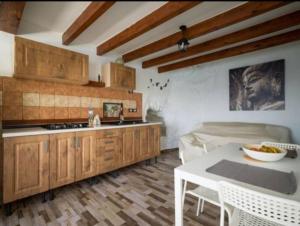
[119,113,124,124]
[119,106,124,124]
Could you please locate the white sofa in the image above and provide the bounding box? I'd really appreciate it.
[179,122,291,163]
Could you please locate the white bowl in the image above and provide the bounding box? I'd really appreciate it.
[242,144,287,162]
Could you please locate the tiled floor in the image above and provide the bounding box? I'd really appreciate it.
[0,150,225,226]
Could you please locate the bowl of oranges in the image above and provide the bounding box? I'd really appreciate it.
[242,144,287,162]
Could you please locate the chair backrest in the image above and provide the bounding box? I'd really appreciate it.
[262,141,300,151]
[219,181,300,226]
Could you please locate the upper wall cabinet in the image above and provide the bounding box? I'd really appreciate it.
[102,62,136,90]
[14,37,89,85]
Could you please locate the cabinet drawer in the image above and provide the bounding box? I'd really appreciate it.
[97,138,119,147]
[97,129,121,138]
[103,149,115,162]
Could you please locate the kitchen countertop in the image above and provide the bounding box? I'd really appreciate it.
[2,122,162,138]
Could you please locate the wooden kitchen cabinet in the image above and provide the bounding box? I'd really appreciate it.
[148,125,161,157]
[75,131,96,181]
[49,133,76,189]
[3,135,50,203]
[102,62,136,90]
[50,131,97,186]
[96,129,122,174]
[14,37,89,85]
[122,128,137,165]
[0,124,160,206]
[138,126,150,160]
[135,125,161,161]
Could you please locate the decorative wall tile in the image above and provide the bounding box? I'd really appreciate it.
[3,105,22,120]
[40,94,54,107]
[55,83,69,95]
[0,77,3,91]
[123,100,130,108]
[69,107,81,119]
[79,86,89,97]
[55,95,68,107]
[129,100,137,109]
[103,98,110,104]
[3,91,22,106]
[91,97,100,108]
[99,98,104,108]
[81,97,91,108]
[55,107,69,119]
[1,77,142,121]
[94,108,102,117]
[68,96,81,107]
[0,91,2,106]
[22,80,40,92]
[23,107,40,120]
[23,93,40,107]
[39,82,55,94]
[40,107,54,119]
[81,108,89,118]
[3,78,22,92]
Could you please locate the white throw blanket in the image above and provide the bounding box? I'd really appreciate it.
[179,122,290,163]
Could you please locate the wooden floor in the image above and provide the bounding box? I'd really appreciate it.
[0,150,224,226]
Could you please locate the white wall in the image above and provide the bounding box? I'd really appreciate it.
[136,42,300,148]
[0,32,15,75]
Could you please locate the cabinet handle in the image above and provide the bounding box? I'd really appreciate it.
[105,140,114,144]
[77,137,81,149]
[105,132,113,136]
[72,137,76,149]
[44,141,49,153]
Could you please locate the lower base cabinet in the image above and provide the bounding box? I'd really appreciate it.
[121,125,161,165]
[50,132,76,189]
[75,131,97,181]
[122,128,137,165]
[96,129,122,174]
[0,124,160,205]
[3,135,50,204]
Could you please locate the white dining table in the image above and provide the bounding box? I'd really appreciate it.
[174,143,300,226]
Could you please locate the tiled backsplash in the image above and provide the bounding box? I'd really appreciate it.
[0,77,142,121]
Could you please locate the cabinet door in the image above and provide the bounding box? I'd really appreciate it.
[122,128,136,165]
[148,125,161,157]
[64,53,89,84]
[139,126,150,160]
[75,131,96,181]
[134,128,141,160]
[111,63,136,90]
[14,37,88,85]
[3,135,49,203]
[96,135,121,174]
[49,133,76,189]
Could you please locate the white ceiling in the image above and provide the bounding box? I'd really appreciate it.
[18,1,300,67]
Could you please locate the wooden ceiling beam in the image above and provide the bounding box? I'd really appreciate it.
[0,2,26,34]
[63,2,115,45]
[123,1,291,63]
[157,29,300,73]
[96,1,201,55]
[143,10,300,68]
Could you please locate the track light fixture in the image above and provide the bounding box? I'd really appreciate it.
[177,25,189,52]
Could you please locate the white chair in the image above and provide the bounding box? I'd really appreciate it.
[179,144,232,221]
[218,181,300,226]
[261,141,300,151]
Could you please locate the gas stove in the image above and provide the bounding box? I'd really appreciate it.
[42,123,89,130]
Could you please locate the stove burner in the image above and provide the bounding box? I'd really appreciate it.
[43,123,89,130]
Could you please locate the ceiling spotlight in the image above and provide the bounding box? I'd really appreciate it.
[177,25,189,52]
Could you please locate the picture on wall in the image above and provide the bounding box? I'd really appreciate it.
[229,59,285,111]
